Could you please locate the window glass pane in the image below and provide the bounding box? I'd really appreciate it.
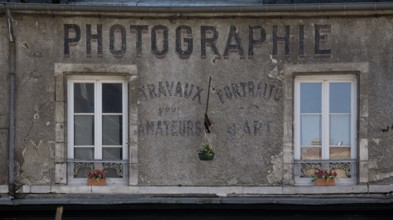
[300,83,321,113]
[74,148,94,160]
[301,147,322,160]
[74,83,94,113]
[103,148,122,160]
[330,147,351,160]
[330,115,350,145]
[330,83,351,113]
[74,115,94,145]
[300,115,321,146]
[102,83,122,113]
[102,115,122,145]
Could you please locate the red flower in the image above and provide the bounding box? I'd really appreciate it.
[312,169,338,180]
[88,169,107,180]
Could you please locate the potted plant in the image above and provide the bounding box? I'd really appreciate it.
[312,169,337,186]
[87,169,107,186]
[198,144,214,161]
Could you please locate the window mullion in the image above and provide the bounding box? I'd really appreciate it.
[95,81,103,160]
[68,81,74,159]
[351,81,356,159]
[294,81,300,160]
[122,81,128,160]
[322,81,329,160]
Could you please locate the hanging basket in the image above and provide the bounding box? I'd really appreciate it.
[198,130,215,161]
[198,152,214,161]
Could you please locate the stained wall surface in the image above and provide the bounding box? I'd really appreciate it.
[1,12,393,188]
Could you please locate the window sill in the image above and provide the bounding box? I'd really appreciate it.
[0,185,8,193]
[68,179,127,187]
[18,185,382,195]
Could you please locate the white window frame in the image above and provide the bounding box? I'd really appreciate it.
[294,75,357,185]
[67,75,128,185]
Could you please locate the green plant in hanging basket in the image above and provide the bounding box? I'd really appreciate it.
[198,144,214,160]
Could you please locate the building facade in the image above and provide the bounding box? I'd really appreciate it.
[0,1,393,206]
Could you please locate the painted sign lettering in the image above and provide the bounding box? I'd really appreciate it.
[138,120,203,136]
[215,81,281,104]
[227,120,272,137]
[64,24,332,58]
[139,81,203,104]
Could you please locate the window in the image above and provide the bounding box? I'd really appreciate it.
[67,76,128,184]
[294,75,357,185]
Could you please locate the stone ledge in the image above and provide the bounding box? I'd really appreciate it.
[242,187,282,195]
[51,185,91,194]
[30,185,51,194]
[19,185,377,195]
[283,185,368,194]
[22,185,31,193]
[369,184,393,193]
[2,195,393,206]
[0,185,8,193]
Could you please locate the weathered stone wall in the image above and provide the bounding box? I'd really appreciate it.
[366,16,393,183]
[11,15,57,185]
[2,13,393,187]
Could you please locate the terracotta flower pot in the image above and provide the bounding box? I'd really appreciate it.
[87,178,107,186]
[315,178,336,186]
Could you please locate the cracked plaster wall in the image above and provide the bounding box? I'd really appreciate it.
[1,13,393,187]
[13,15,57,185]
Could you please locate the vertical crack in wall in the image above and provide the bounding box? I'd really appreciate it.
[19,100,53,185]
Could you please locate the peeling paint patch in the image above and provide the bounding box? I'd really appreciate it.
[19,140,54,185]
[216,193,227,197]
[370,171,393,182]
[30,140,43,149]
[268,55,283,81]
[268,66,279,79]
[266,152,283,184]
[269,54,278,64]
[22,147,27,157]
[373,138,381,145]
[33,113,39,120]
